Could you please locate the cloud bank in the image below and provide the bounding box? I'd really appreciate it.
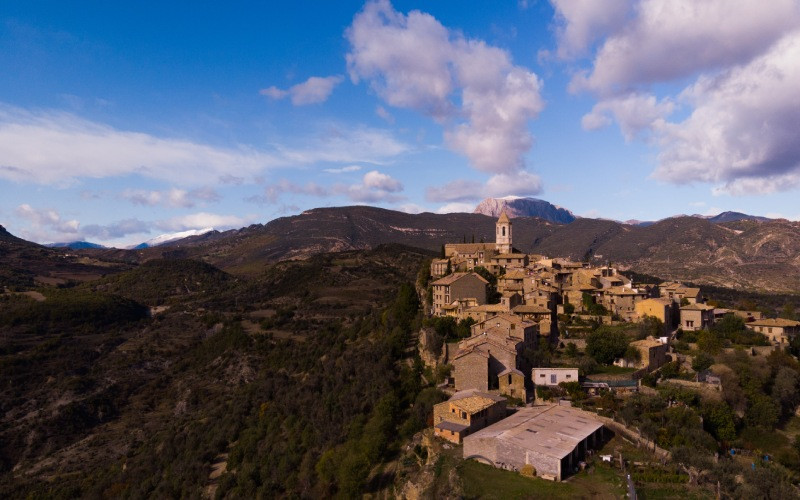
[555,0,800,195]
[346,0,544,196]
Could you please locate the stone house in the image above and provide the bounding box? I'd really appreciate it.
[615,337,667,371]
[460,303,510,323]
[453,327,528,392]
[598,287,648,320]
[498,368,526,400]
[634,298,676,332]
[463,405,605,481]
[674,287,702,304]
[532,367,579,386]
[433,389,507,444]
[746,318,800,345]
[430,258,450,278]
[431,272,488,316]
[492,253,529,271]
[470,313,538,346]
[444,243,496,270]
[680,303,715,331]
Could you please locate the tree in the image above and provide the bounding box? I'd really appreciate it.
[563,303,575,315]
[745,394,779,429]
[638,315,664,339]
[697,330,723,354]
[586,328,629,365]
[692,352,714,372]
[712,313,746,338]
[780,302,797,321]
[701,401,737,442]
[564,342,578,358]
[771,366,800,416]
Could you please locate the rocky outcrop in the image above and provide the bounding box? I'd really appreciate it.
[473,197,576,224]
[418,327,447,370]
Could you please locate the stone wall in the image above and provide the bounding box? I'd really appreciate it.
[454,351,488,391]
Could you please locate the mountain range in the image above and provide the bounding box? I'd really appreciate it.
[4,199,799,293]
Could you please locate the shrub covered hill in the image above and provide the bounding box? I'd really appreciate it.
[0,224,131,290]
[0,244,441,497]
[93,206,800,293]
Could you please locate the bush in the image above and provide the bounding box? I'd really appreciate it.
[586,328,629,365]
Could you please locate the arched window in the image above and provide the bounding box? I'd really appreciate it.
[502,227,506,236]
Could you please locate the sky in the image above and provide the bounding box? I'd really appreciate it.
[2,0,800,247]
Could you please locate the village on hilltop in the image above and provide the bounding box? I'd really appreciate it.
[420,211,800,482]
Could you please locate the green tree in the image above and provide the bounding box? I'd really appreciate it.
[563,302,575,315]
[586,328,629,365]
[745,394,780,429]
[638,315,664,339]
[780,302,797,320]
[564,342,578,358]
[697,330,723,354]
[701,401,737,442]
[692,351,714,372]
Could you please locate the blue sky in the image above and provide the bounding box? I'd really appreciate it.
[2,0,800,246]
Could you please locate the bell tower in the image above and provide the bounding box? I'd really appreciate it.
[496,211,512,254]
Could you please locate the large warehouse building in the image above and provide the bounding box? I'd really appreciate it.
[462,405,605,481]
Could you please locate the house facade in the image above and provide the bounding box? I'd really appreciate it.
[532,367,579,386]
[431,272,488,316]
[433,390,507,444]
[746,318,800,344]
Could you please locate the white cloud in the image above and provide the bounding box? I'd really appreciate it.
[396,203,425,214]
[0,105,277,186]
[425,179,484,203]
[362,170,402,192]
[156,212,251,232]
[121,187,221,208]
[486,171,543,197]
[654,32,800,193]
[275,126,410,165]
[375,105,394,123]
[333,170,405,203]
[581,92,674,140]
[436,202,475,214]
[568,0,800,94]
[565,0,800,195]
[251,179,330,205]
[346,0,544,180]
[260,75,344,105]
[0,104,409,186]
[82,219,150,240]
[550,0,633,60]
[324,165,362,174]
[15,204,80,239]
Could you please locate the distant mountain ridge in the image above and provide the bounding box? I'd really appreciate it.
[46,241,106,249]
[77,205,798,293]
[473,197,576,223]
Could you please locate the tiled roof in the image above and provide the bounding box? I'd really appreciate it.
[749,318,800,328]
[432,272,489,286]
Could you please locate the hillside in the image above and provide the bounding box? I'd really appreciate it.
[138,206,800,293]
[0,225,130,289]
[0,245,430,498]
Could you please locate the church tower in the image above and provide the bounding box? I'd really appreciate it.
[496,211,512,254]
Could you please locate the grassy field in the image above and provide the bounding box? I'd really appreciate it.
[457,459,625,499]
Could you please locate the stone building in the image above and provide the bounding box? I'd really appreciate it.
[463,405,605,481]
[495,211,512,254]
[431,272,488,316]
[746,318,800,345]
[453,329,525,391]
[635,298,676,331]
[615,337,668,371]
[498,368,526,400]
[680,303,715,331]
[532,367,579,386]
[433,389,506,444]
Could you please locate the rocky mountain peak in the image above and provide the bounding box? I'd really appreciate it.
[473,197,576,224]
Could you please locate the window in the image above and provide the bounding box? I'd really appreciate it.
[508,374,512,384]
[502,227,506,236]
[566,374,572,379]
[539,373,545,378]
[551,374,557,384]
